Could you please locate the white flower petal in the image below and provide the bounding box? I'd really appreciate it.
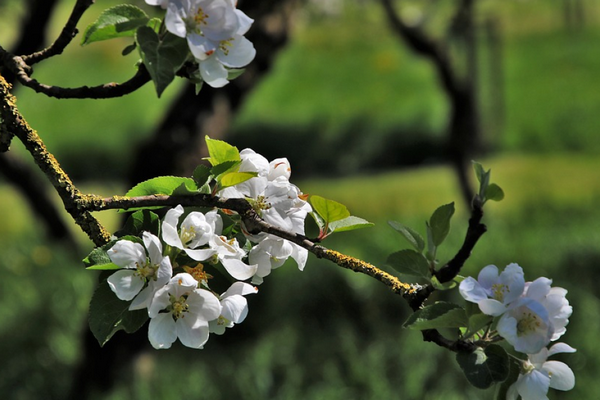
[217,36,255,68]
[544,360,575,391]
[221,294,248,323]
[187,289,222,322]
[547,342,576,357]
[143,232,164,264]
[184,247,218,261]
[176,317,209,349]
[459,277,489,303]
[107,270,144,301]
[162,205,185,248]
[477,265,499,289]
[478,298,507,316]
[148,313,177,349]
[107,240,146,269]
[221,258,258,281]
[199,56,229,88]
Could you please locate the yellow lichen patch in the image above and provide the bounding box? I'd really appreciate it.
[324,249,414,294]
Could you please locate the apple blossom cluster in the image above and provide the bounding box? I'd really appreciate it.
[145,0,256,88]
[459,263,575,399]
[105,149,310,349]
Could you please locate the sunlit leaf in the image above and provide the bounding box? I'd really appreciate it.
[309,195,350,224]
[329,216,374,232]
[81,5,149,45]
[205,136,240,166]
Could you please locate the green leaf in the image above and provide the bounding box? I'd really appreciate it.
[205,136,241,166]
[193,164,212,186]
[425,222,436,262]
[219,171,258,189]
[136,27,190,97]
[485,183,505,202]
[86,262,122,270]
[388,221,425,252]
[126,176,198,198]
[472,161,486,183]
[463,313,494,339]
[404,302,467,330]
[89,280,149,346]
[210,160,240,176]
[329,216,374,233]
[122,42,137,56]
[227,68,245,80]
[495,358,521,400]
[116,209,160,237]
[83,246,112,267]
[456,345,510,389]
[309,195,351,224]
[387,249,431,279]
[429,202,455,246]
[81,5,149,45]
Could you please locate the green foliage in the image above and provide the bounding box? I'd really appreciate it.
[386,249,430,280]
[117,209,161,237]
[88,279,148,346]
[136,27,190,97]
[429,202,455,246]
[309,195,373,239]
[81,4,149,45]
[125,176,198,198]
[205,136,241,166]
[456,345,509,389]
[472,162,504,204]
[388,220,425,252]
[403,302,467,330]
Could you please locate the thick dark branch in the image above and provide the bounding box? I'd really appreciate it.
[380,0,461,96]
[21,0,95,65]
[435,199,486,283]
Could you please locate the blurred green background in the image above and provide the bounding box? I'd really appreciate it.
[1,0,600,399]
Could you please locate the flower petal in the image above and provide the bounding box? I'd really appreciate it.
[221,258,258,280]
[107,270,144,301]
[148,313,177,349]
[544,360,575,391]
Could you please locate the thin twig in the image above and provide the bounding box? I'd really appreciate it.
[21,0,95,65]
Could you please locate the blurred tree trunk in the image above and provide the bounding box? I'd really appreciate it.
[0,0,76,247]
[381,0,483,206]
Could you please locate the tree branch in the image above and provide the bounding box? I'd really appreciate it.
[0,74,110,246]
[21,0,95,65]
[0,48,151,99]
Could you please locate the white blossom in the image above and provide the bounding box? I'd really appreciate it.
[148,273,221,349]
[459,263,525,316]
[209,235,257,280]
[507,343,576,400]
[162,204,220,261]
[107,232,172,310]
[209,281,257,334]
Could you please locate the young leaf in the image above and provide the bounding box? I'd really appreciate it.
[219,171,258,189]
[88,280,149,346]
[388,221,425,252]
[136,27,190,97]
[472,161,486,184]
[86,262,122,271]
[485,183,505,202]
[387,249,431,279]
[211,160,242,178]
[81,5,149,45]
[456,345,509,389]
[329,216,374,233]
[83,246,112,267]
[429,202,455,246]
[205,136,241,166]
[403,302,468,330]
[463,313,494,339]
[309,195,351,224]
[125,176,198,198]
